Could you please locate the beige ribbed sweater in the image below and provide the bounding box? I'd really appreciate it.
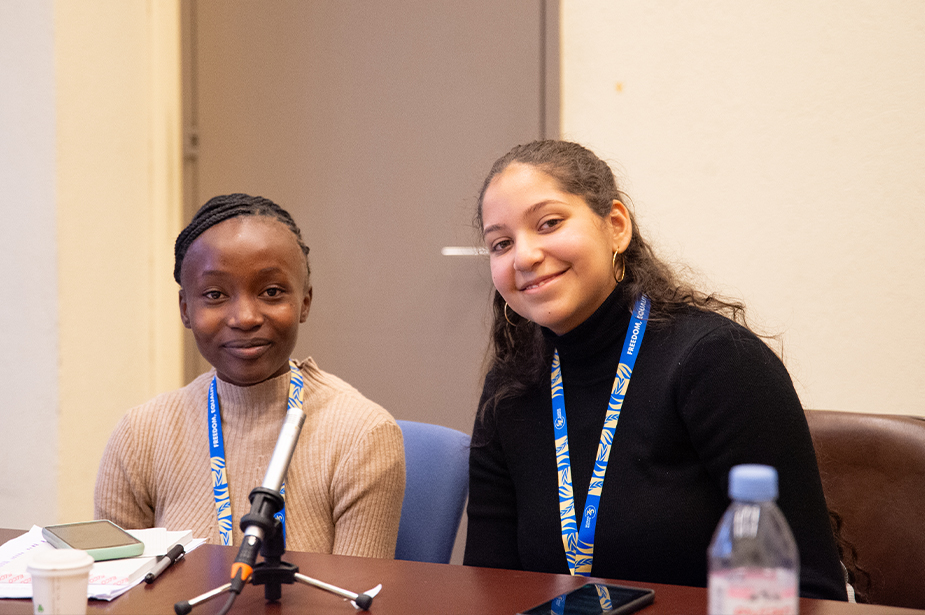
[94,357,405,558]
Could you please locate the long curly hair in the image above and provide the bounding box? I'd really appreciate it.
[475,140,750,420]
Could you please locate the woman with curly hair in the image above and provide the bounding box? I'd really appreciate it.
[463,140,847,601]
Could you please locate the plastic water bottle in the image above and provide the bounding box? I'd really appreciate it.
[708,464,799,615]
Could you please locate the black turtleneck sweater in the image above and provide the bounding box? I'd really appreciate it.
[464,290,847,601]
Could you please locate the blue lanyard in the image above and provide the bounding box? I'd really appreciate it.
[208,360,304,546]
[552,295,650,576]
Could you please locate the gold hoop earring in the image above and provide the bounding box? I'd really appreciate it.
[504,302,518,327]
[612,252,626,284]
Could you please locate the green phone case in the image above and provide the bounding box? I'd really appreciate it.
[42,520,145,562]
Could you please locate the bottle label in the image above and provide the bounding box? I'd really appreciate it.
[708,567,798,615]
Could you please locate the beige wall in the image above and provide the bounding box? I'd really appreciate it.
[0,0,59,529]
[561,1,925,416]
[54,0,184,522]
[0,0,184,529]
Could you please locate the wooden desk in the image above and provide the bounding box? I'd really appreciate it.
[1,529,922,615]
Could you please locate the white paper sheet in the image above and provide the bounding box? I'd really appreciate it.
[0,526,205,601]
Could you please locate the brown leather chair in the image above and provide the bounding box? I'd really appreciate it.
[805,409,925,609]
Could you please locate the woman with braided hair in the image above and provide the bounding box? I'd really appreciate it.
[94,193,405,558]
[463,140,848,600]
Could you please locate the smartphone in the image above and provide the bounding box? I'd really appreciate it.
[42,520,145,561]
[518,583,655,615]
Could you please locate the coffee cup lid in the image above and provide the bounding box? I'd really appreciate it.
[27,547,94,572]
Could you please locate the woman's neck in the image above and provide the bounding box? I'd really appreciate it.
[543,287,632,382]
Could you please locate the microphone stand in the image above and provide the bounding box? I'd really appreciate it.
[174,406,376,615]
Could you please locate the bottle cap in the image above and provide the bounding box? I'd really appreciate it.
[728,464,778,501]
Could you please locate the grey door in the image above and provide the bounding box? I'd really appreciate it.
[183,0,557,438]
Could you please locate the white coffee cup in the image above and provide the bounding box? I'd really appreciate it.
[26,546,94,615]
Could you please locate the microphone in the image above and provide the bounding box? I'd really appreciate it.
[229,405,306,592]
[176,394,378,614]
[257,404,307,495]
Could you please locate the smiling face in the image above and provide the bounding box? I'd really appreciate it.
[178,215,312,386]
[481,163,632,335]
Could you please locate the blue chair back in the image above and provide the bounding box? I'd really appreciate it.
[395,420,470,564]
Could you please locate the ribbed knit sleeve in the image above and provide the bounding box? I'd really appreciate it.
[287,359,405,558]
[94,411,155,530]
[330,420,405,557]
[94,373,218,541]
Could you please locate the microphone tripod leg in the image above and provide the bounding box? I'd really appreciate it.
[174,582,232,615]
[293,573,374,610]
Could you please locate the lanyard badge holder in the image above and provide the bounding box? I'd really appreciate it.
[175,362,376,615]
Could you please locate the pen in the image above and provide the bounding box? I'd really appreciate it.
[144,544,185,584]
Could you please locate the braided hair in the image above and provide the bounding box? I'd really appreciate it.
[174,193,311,285]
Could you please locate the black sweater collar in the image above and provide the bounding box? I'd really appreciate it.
[541,288,633,384]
